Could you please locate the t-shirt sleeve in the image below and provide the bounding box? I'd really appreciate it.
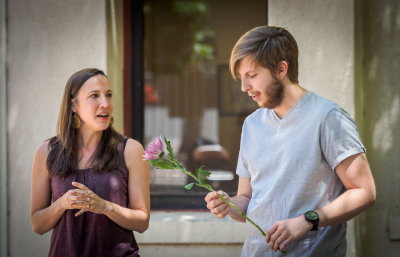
[236,146,250,177]
[321,107,366,170]
[236,123,250,178]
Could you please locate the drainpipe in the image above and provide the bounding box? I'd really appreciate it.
[0,0,9,256]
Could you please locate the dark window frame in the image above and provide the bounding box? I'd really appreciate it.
[123,0,269,209]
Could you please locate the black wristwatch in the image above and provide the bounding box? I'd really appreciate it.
[304,210,319,231]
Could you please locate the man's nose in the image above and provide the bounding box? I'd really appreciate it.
[241,79,251,92]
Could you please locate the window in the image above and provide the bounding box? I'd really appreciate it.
[125,0,267,209]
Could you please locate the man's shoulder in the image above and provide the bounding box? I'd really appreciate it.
[243,108,266,125]
[306,92,339,117]
[307,91,337,108]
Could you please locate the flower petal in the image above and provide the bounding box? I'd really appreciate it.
[144,136,165,160]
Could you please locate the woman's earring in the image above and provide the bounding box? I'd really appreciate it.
[109,116,114,127]
[72,112,81,129]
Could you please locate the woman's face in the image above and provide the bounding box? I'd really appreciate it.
[72,75,114,132]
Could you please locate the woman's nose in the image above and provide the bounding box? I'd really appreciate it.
[99,96,110,108]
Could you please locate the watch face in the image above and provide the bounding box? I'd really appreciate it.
[305,211,318,221]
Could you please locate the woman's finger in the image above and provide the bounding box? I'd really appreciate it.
[70,189,93,198]
[71,200,90,206]
[75,209,87,217]
[72,181,89,190]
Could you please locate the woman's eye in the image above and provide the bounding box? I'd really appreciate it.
[106,93,113,98]
[90,94,98,98]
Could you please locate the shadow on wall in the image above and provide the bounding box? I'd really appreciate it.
[358,0,400,256]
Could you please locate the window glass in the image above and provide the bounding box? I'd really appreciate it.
[144,0,266,208]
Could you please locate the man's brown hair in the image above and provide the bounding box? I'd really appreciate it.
[230,26,299,83]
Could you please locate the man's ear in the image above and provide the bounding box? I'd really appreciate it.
[276,61,288,79]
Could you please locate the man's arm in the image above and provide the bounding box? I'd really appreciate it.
[266,153,376,251]
[317,152,376,226]
[205,177,252,222]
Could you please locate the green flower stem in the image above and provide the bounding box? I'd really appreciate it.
[215,193,266,236]
[170,160,264,235]
[162,158,287,254]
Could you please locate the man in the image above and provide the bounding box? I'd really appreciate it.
[204,26,376,256]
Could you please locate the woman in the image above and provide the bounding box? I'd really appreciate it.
[30,68,150,257]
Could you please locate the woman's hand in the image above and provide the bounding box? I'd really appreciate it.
[69,182,111,217]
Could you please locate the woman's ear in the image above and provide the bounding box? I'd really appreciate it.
[71,98,77,112]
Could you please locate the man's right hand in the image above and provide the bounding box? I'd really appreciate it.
[205,190,231,218]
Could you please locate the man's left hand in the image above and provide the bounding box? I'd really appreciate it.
[265,216,312,251]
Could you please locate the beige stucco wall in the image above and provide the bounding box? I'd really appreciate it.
[269,0,355,116]
[357,0,400,256]
[268,0,357,256]
[7,0,108,256]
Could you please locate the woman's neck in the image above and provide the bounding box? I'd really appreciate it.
[77,128,103,152]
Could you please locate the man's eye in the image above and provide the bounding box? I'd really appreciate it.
[249,74,257,78]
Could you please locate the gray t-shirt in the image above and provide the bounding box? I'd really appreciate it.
[236,92,365,257]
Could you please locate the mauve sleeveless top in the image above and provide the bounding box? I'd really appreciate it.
[48,137,140,257]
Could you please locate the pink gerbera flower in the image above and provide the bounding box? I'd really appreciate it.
[143,136,164,160]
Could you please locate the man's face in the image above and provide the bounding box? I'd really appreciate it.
[237,55,284,109]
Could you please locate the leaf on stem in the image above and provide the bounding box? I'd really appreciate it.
[163,136,175,160]
[184,182,195,190]
[196,166,211,184]
[149,159,176,169]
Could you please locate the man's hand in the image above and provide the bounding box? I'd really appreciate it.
[265,216,312,251]
[204,190,231,218]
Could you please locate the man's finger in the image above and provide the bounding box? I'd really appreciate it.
[265,224,278,243]
[279,237,291,251]
[204,192,214,202]
[273,233,286,251]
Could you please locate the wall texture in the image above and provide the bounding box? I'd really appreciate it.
[357,0,400,256]
[7,1,107,256]
[269,0,355,116]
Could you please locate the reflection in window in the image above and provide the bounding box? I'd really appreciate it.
[144,0,265,208]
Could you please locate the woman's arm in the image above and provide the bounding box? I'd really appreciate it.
[30,142,64,234]
[104,139,150,232]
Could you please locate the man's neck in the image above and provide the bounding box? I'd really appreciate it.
[273,79,307,119]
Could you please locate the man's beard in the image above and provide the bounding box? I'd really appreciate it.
[261,77,284,109]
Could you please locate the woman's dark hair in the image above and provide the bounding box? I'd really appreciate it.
[46,68,123,177]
